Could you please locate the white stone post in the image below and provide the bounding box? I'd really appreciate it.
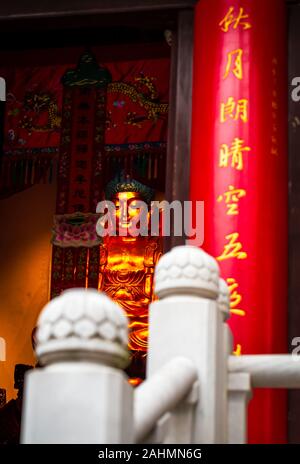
[218,278,232,357]
[227,372,252,444]
[147,245,225,443]
[218,278,252,444]
[217,278,231,444]
[134,357,198,443]
[21,288,133,444]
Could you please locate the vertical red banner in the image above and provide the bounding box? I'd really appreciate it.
[190,0,288,443]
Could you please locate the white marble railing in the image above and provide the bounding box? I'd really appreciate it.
[134,357,198,443]
[20,245,300,444]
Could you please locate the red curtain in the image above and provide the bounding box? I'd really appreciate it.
[0,51,169,197]
[1,57,169,150]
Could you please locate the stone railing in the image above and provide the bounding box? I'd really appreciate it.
[20,246,300,444]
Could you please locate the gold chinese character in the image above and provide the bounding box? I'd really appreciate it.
[271,147,278,156]
[217,185,246,215]
[223,49,243,80]
[219,7,251,32]
[220,97,248,123]
[217,232,248,261]
[219,138,251,171]
[233,344,242,356]
[226,277,246,317]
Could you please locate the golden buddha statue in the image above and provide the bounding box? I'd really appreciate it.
[98,175,162,382]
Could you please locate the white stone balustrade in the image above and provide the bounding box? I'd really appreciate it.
[20,245,300,444]
[217,278,231,443]
[227,372,252,444]
[134,357,198,443]
[229,355,300,388]
[21,289,133,444]
[147,245,226,444]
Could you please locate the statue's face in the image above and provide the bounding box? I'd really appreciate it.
[112,191,147,235]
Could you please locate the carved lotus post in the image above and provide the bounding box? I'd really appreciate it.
[147,245,226,443]
[21,289,133,444]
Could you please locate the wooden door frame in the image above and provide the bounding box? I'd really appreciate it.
[165,9,194,250]
[0,0,196,19]
[287,1,300,444]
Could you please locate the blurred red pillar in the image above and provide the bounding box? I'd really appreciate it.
[190,0,288,443]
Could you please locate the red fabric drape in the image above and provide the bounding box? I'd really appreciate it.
[1,57,169,150]
[191,0,288,443]
[0,52,169,197]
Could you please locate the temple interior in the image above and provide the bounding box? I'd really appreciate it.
[0,24,170,406]
[1,0,299,446]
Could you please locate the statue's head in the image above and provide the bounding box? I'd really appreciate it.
[105,172,154,205]
[104,173,155,234]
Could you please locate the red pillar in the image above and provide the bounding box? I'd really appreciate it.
[190,0,288,443]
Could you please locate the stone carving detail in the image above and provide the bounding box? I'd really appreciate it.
[36,288,129,368]
[154,246,220,300]
[218,278,230,321]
